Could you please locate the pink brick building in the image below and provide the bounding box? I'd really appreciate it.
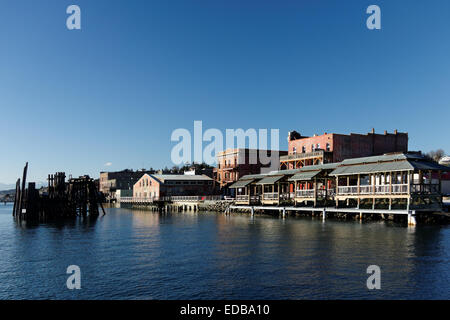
[281,129,408,170]
[133,174,214,199]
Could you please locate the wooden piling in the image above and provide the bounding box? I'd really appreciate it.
[13,179,20,217]
[18,162,28,218]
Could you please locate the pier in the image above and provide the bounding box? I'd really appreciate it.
[119,195,227,212]
[228,205,421,225]
[12,163,105,221]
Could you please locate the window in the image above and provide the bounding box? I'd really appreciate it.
[326,143,330,151]
[311,144,314,151]
[316,143,320,149]
[293,147,297,154]
[302,146,306,153]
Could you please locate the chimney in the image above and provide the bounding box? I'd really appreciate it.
[384,130,387,135]
[394,129,398,134]
[371,128,375,134]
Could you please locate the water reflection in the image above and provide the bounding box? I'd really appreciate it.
[0,204,449,299]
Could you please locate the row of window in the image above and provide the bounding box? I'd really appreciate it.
[138,180,213,187]
[139,179,152,187]
[293,143,331,154]
[165,180,212,185]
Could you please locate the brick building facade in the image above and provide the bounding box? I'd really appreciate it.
[280,129,408,170]
[133,174,214,199]
[99,169,150,200]
[214,148,288,189]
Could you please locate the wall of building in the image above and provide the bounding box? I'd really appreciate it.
[288,134,333,154]
[133,174,160,198]
[287,130,408,164]
[133,174,214,198]
[215,149,287,188]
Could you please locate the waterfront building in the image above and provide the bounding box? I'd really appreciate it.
[280,129,408,170]
[133,173,214,200]
[231,152,450,211]
[214,148,288,190]
[99,169,150,201]
[115,189,133,202]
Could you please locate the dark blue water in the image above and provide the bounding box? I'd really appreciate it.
[0,203,449,299]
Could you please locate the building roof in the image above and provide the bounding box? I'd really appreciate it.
[288,170,321,181]
[238,173,268,180]
[297,163,340,171]
[153,174,213,182]
[330,153,450,176]
[256,175,284,185]
[135,173,212,185]
[229,179,255,188]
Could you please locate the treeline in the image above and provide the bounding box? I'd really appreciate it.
[425,149,446,163]
[144,162,214,175]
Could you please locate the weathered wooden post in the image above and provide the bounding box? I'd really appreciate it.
[13,179,20,217]
[18,162,28,218]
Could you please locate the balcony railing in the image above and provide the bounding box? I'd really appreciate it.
[120,195,224,203]
[280,150,327,162]
[337,184,409,195]
[411,184,440,194]
[262,193,279,200]
[236,195,249,202]
[279,193,294,201]
[296,189,315,198]
[294,188,335,198]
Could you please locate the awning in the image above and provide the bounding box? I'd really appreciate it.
[256,175,284,185]
[288,170,320,181]
[229,179,254,188]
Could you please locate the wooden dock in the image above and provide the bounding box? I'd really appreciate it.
[227,205,446,226]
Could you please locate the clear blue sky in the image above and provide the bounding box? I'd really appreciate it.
[1,0,449,185]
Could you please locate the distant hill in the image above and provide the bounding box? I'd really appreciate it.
[0,183,15,191]
[0,189,15,201]
[0,182,46,191]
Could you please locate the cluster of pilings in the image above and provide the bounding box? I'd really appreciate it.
[12,163,105,221]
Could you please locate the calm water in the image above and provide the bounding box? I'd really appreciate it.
[0,203,449,299]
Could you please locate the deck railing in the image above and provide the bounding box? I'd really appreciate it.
[279,193,294,201]
[236,195,249,202]
[280,150,327,162]
[337,184,409,195]
[411,184,439,194]
[262,193,279,200]
[120,195,224,203]
[296,189,315,198]
[120,197,159,203]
